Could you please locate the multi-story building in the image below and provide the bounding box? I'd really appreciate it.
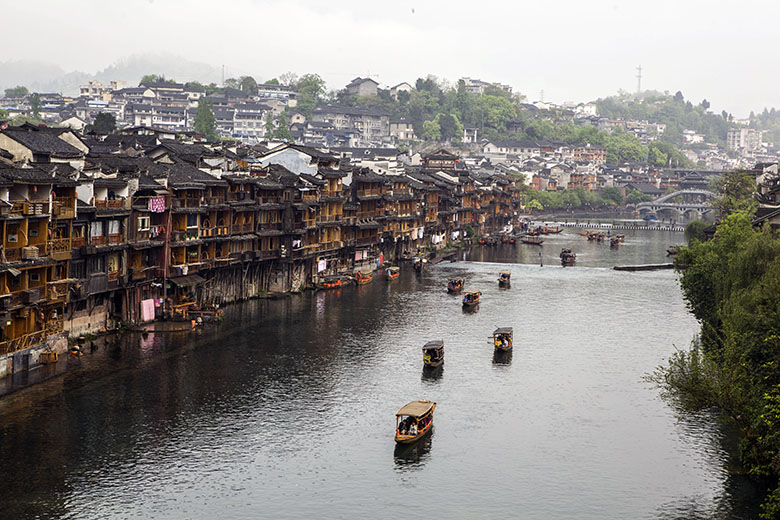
[311,106,390,145]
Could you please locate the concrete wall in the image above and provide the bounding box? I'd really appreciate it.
[0,332,68,379]
[64,303,111,338]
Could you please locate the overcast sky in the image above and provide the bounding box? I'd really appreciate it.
[3,0,776,117]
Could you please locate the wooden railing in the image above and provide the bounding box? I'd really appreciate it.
[72,237,86,248]
[48,238,71,259]
[0,330,46,356]
[95,199,126,209]
[47,280,69,303]
[316,214,342,223]
[107,271,120,282]
[4,247,21,262]
[108,233,123,244]
[52,198,76,218]
[91,235,106,246]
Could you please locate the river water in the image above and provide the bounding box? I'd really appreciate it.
[0,227,763,519]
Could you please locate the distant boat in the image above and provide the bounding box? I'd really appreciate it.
[422,340,444,367]
[447,278,464,294]
[521,236,544,245]
[395,400,436,444]
[462,290,481,307]
[498,271,511,286]
[355,271,373,285]
[492,327,513,352]
[385,266,400,280]
[560,248,576,266]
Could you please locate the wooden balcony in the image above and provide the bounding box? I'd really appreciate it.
[257,196,282,205]
[232,223,253,234]
[258,249,281,260]
[11,200,50,217]
[172,198,202,209]
[47,238,72,260]
[91,235,106,246]
[95,198,126,210]
[52,198,76,219]
[107,271,120,282]
[316,240,343,252]
[47,280,69,304]
[130,266,158,281]
[108,233,123,245]
[0,330,46,356]
[316,214,342,224]
[72,237,86,248]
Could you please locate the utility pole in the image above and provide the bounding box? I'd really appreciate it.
[636,65,642,94]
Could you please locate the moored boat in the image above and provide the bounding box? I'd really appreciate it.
[462,290,481,307]
[521,235,544,245]
[498,271,511,286]
[355,270,374,285]
[395,400,436,444]
[422,340,444,367]
[493,327,513,352]
[386,266,400,280]
[317,275,346,290]
[447,278,464,293]
[667,245,681,256]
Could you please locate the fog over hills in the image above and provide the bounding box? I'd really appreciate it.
[0,53,226,95]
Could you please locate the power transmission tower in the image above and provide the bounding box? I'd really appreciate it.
[636,65,642,94]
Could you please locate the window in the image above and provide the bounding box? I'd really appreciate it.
[10,276,19,287]
[137,216,151,231]
[29,228,38,237]
[90,222,103,237]
[90,256,105,273]
[7,234,17,243]
[30,273,40,282]
[70,261,86,279]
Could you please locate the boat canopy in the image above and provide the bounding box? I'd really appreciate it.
[499,271,511,277]
[396,400,436,418]
[494,327,513,336]
[463,290,481,296]
[422,340,444,351]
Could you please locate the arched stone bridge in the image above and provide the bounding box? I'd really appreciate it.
[636,189,717,221]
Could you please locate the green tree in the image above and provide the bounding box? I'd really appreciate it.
[223,77,241,90]
[711,170,757,218]
[91,112,116,134]
[626,189,652,204]
[30,93,41,118]
[139,74,176,86]
[4,85,28,98]
[295,73,327,117]
[265,78,280,85]
[273,112,292,141]
[600,186,624,205]
[435,113,463,142]
[684,220,708,244]
[421,119,441,140]
[0,108,8,119]
[193,98,218,141]
[239,76,258,94]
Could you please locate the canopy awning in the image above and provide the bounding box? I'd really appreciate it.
[169,274,205,288]
[396,400,436,418]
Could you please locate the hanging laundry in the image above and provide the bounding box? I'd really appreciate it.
[148,196,166,213]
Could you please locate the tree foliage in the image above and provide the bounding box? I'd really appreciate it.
[89,112,116,134]
[239,76,258,95]
[30,93,41,118]
[4,85,28,98]
[273,112,292,141]
[295,73,327,117]
[139,74,177,86]
[711,170,757,218]
[193,98,217,141]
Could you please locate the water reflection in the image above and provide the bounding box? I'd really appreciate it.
[492,350,513,366]
[393,432,434,469]
[421,365,444,382]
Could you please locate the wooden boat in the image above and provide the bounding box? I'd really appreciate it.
[395,400,436,444]
[422,340,444,367]
[521,235,544,245]
[462,290,481,307]
[610,237,620,248]
[317,275,345,290]
[560,248,576,265]
[493,327,513,352]
[385,266,400,280]
[666,245,681,256]
[412,257,427,272]
[447,278,464,294]
[498,271,511,286]
[355,270,373,285]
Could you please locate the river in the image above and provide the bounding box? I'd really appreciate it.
[0,227,763,519]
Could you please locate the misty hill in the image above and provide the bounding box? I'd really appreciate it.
[0,53,226,96]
